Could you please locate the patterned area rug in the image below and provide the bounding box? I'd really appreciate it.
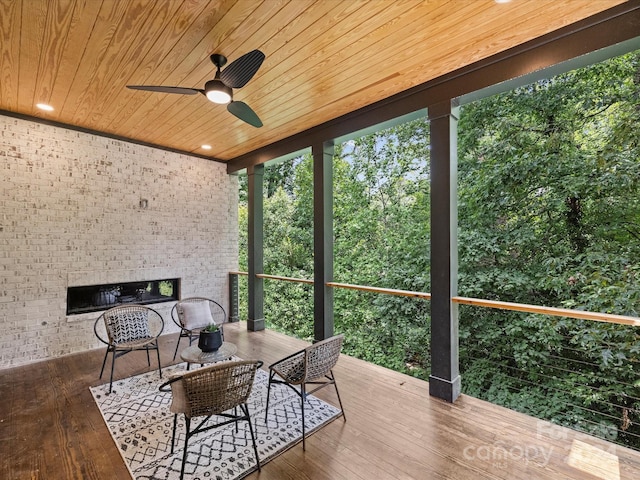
[90,361,342,479]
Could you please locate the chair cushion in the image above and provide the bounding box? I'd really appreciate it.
[105,310,151,344]
[180,301,214,330]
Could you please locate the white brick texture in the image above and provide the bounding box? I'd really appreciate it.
[0,115,239,368]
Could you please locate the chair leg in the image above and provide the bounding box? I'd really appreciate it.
[264,371,274,424]
[242,404,261,472]
[154,343,162,378]
[172,333,183,361]
[99,347,109,379]
[331,370,346,421]
[301,383,306,451]
[108,349,116,394]
[180,417,191,480]
[146,347,151,366]
[171,413,178,454]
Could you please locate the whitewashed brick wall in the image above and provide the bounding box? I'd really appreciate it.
[0,114,238,368]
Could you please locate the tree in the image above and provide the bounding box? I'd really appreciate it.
[239,49,640,449]
[458,50,640,448]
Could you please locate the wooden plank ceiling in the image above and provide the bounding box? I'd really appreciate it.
[0,0,626,162]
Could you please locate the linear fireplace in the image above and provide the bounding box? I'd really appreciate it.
[66,278,180,315]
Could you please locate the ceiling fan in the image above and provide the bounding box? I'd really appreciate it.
[127,50,265,128]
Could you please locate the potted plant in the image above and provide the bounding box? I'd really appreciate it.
[198,323,222,352]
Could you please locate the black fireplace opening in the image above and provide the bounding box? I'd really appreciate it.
[66,278,180,315]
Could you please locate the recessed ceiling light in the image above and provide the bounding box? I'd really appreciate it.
[201,144,212,150]
[495,0,512,3]
[36,103,54,111]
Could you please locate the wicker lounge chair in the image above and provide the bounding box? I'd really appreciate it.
[94,304,164,393]
[265,334,346,450]
[160,360,262,479]
[171,297,226,360]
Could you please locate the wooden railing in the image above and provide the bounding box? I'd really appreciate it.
[229,272,640,327]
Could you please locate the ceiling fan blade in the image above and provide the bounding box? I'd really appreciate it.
[127,85,200,95]
[227,101,262,128]
[220,50,265,88]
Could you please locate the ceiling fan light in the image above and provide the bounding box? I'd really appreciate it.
[204,79,232,104]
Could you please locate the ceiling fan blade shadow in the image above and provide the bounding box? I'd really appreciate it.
[220,50,265,88]
[127,85,200,95]
[227,101,262,128]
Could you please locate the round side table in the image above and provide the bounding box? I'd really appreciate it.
[180,342,237,370]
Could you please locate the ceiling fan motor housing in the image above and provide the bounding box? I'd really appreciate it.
[204,79,232,104]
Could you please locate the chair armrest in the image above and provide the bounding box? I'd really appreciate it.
[269,348,305,369]
[170,303,183,329]
[160,360,263,392]
[269,350,306,383]
[159,372,186,392]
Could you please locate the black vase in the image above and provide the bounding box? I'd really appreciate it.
[198,329,222,352]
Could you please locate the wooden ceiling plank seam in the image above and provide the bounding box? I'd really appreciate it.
[47,0,105,115]
[16,0,48,112]
[207,0,292,59]
[85,0,189,125]
[241,1,477,118]
[0,0,22,110]
[171,0,388,150]
[227,0,627,159]
[215,0,621,158]
[2,0,629,161]
[225,1,635,169]
[165,0,419,152]
[246,0,419,107]
[86,0,624,161]
[225,0,315,56]
[100,0,233,131]
[53,0,104,117]
[72,0,186,126]
[261,1,536,123]
[153,0,321,149]
[192,0,448,142]
[377,0,621,100]
[257,0,354,72]
[34,0,80,108]
[60,0,132,120]
[115,0,264,137]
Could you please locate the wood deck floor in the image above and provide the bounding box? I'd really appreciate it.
[1,322,639,479]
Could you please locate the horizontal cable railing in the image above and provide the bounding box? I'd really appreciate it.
[257,273,314,284]
[232,271,640,327]
[231,271,640,450]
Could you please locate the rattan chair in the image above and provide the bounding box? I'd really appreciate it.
[171,297,226,360]
[94,304,164,393]
[265,334,346,450]
[160,360,262,480]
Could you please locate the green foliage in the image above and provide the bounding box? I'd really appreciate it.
[239,50,640,449]
[457,50,640,449]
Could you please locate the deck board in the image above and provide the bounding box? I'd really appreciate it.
[1,322,639,479]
